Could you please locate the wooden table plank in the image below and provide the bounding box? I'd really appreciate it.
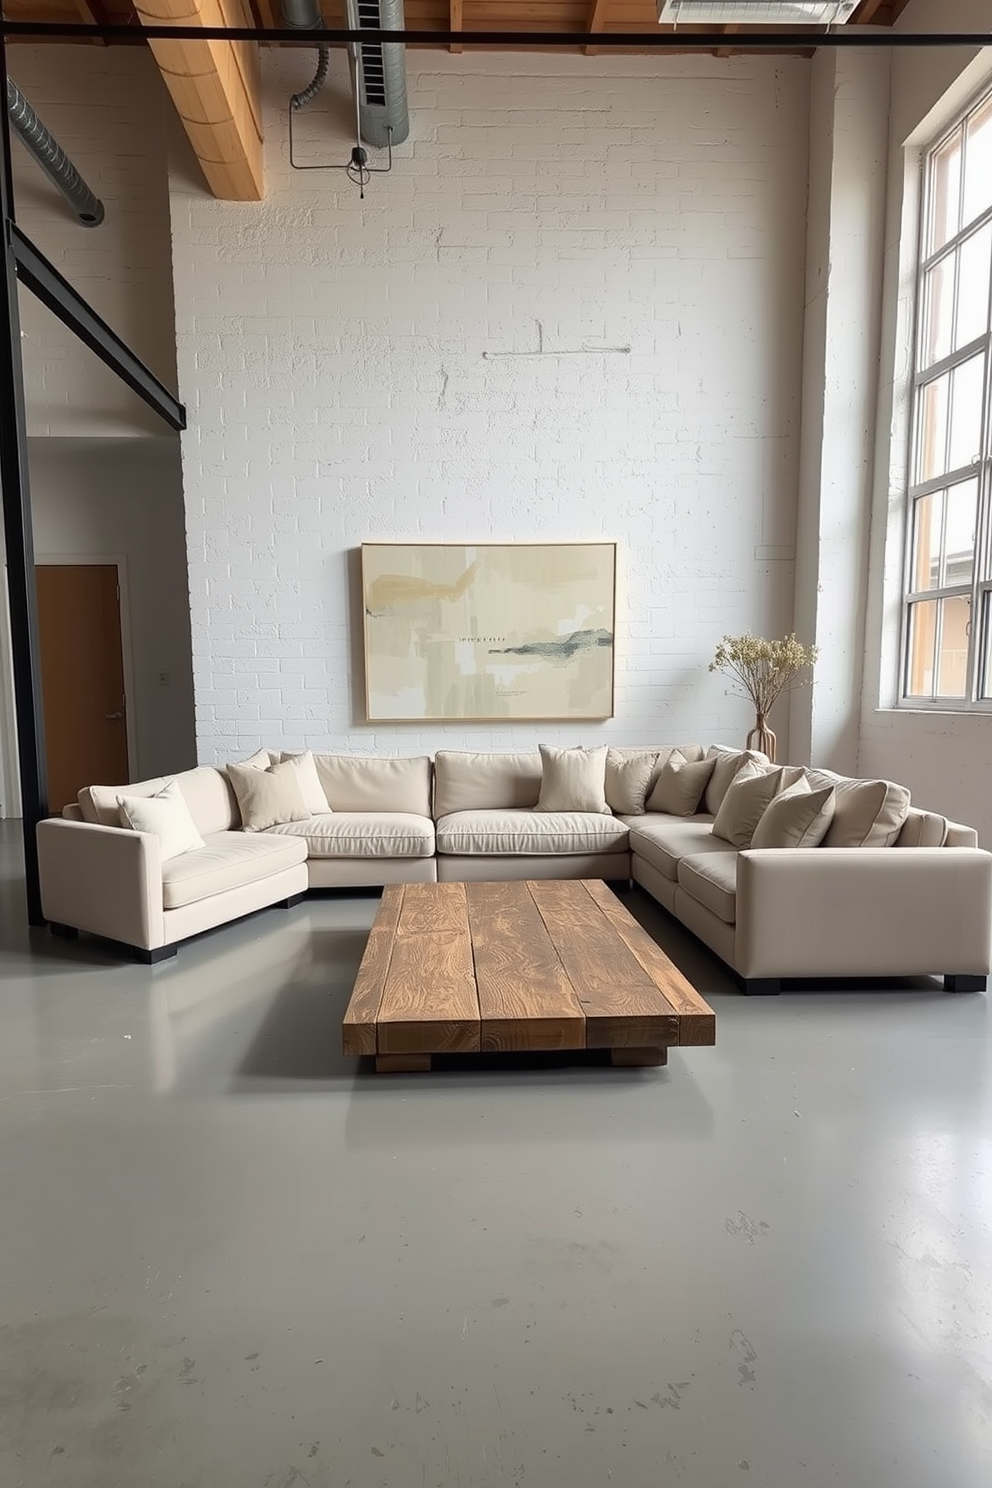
[528,881,680,1049]
[397,880,468,935]
[342,884,404,1056]
[582,880,717,1047]
[468,881,586,1051]
[377,882,480,1054]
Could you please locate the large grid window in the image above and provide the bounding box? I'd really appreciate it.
[904,89,992,705]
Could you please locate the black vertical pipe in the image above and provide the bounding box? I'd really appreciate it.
[0,31,48,925]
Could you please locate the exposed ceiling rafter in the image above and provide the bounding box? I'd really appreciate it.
[132,0,263,201]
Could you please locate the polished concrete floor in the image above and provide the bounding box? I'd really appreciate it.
[1,822,991,1487]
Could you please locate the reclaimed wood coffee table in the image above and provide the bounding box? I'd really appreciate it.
[342,879,716,1073]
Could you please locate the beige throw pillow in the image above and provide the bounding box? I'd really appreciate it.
[805,770,912,848]
[227,759,310,832]
[646,751,716,816]
[279,750,331,814]
[605,749,659,816]
[751,778,837,849]
[234,748,274,771]
[117,779,205,861]
[535,745,610,814]
[712,762,786,848]
[703,746,769,815]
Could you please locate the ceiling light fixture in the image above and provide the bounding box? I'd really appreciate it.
[658,1,859,23]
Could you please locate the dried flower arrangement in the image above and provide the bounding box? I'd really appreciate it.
[709,633,819,763]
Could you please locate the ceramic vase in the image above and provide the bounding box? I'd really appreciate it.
[746,714,777,764]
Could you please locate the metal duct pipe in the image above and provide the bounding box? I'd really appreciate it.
[6,77,104,228]
[345,0,410,148]
[280,0,331,113]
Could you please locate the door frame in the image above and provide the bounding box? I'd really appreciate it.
[36,554,138,784]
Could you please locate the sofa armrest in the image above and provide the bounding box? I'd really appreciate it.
[735,847,992,979]
[37,817,165,951]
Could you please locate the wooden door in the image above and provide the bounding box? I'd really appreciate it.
[36,564,130,812]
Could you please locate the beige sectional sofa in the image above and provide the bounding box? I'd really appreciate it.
[36,744,992,994]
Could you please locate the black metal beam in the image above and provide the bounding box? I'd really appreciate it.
[0,30,46,925]
[2,22,991,49]
[11,225,186,431]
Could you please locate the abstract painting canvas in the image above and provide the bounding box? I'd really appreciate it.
[361,543,616,721]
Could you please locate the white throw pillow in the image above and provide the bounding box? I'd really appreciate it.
[535,745,610,814]
[750,778,837,849]
[645,750,716,816]
[227,759,311,832]
[711,762,786,849]
[605,749,660,815]
[233,748,275,771]
[279,750,330,814]
[117,779,205,861]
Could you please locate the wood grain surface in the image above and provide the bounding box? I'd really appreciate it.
[469,882,585,1051]
[341,878,716,1066]
[582,880,717,1046]
[377,886,480,1053]
[341,884,405,1056]
[528,881,680,1049]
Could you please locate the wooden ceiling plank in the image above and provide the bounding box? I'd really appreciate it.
[133,0,263,201]
[450,0,463,54]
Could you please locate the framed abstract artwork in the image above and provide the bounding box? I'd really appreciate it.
[361,542,616,722]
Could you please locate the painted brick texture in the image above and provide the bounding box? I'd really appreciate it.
[170,51,810,761]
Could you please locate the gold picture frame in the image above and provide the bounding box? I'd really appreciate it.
[361,542,616,722]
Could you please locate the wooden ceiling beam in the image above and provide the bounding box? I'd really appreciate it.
[133,0,263,201]
[73,0,108,45]
[853,0,890,21]
[450,0,462,55]
[716,21,737,59]
[584,0,608,58]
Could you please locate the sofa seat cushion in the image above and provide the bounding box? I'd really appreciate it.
[677,852,739,925]
[626,815,721,881]
[265,812,435,859]
[161,831,308,910]
[436,809,629,857]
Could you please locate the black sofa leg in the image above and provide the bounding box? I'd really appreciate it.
[134,944,177,965]
[945,974,988,993]
[743,978,781,996]
[276,892,307,909]
[49,922,79,939]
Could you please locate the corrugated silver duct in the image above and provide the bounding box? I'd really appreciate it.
[6,77,105,228]
[344,0,410,148]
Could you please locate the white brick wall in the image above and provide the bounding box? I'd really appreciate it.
[170,50,811,762]
[9,46,178,436]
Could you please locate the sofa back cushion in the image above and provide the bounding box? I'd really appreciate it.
[79,777,169,827]
[895,807,949,848]
[314,754,432,815]
[806,770,911,847]
[176,766,240,834]
[79,767,239,834]
[434,751,543,816]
